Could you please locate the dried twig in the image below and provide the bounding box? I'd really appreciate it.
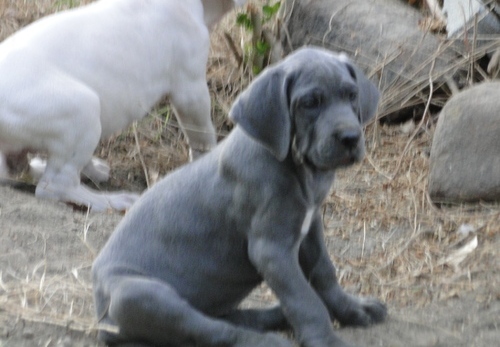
[390,51,437,180]
[132,121,150,188]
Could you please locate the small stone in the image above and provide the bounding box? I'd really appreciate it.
[22,329,34,339]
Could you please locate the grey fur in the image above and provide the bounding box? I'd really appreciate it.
[92,47,387,347]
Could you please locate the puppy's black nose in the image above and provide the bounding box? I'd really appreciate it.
[336,128,361,149]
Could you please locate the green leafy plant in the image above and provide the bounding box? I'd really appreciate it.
[262,2,281,20]
[235,1,281,75]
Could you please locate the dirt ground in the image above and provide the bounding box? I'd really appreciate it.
[1,163,498,347]
[1,1,499,347]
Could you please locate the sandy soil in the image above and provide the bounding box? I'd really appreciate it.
[0,175,498,347]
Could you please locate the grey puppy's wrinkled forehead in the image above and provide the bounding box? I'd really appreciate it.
[282,48,351,72]
[283,46,347,63]
[281,48,357,88]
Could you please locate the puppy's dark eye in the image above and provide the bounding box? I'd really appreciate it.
[347,91,357,102]
[300,94,322,109]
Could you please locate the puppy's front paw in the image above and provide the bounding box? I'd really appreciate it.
[362,297,387,324]
[337,295,387,327]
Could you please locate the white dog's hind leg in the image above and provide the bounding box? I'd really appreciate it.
[29,156,46,181]
[37,178,139,211]
[171,79,216,161]
[33,83,138,211]
[36,142,139,212]
[0,153,8,179]
[29,156,110,183]
[82,157,110,183]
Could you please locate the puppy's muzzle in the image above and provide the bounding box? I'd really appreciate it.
[334,127,361,150]
[332,125,364,165]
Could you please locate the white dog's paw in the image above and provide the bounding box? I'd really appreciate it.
[29,156,46,180]
[29,156,111,183]
[0,154,9,179]
[76,190,140,212]
[102,192,141,212]
[35,180,140,212]
[82,157,110,182]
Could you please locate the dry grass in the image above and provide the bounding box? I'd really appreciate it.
[328,123,499,308]
[0,267,95,332]
[0,0,498,337]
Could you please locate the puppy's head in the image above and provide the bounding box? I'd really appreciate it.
[229,47,380,170]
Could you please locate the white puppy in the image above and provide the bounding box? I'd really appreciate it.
[0,0,246,211]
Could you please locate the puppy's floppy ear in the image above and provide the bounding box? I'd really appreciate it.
[344,60,380,124]
[229,67,292,161]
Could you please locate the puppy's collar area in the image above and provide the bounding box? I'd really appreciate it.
[291,135,304,166]
[291,135,317,170]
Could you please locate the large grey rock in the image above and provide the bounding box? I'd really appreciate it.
[443,0,500,77]
[428,82,500,203]
[280,0,466,120]
[443,0,500,38]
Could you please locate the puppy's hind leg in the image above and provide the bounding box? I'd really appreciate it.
[99,276,293,347]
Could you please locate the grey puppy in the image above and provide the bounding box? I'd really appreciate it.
[92,47,386,347]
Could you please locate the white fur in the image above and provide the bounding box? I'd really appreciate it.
[0,153,8,179]
[0,0,245,211]
[300,208,315,240]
